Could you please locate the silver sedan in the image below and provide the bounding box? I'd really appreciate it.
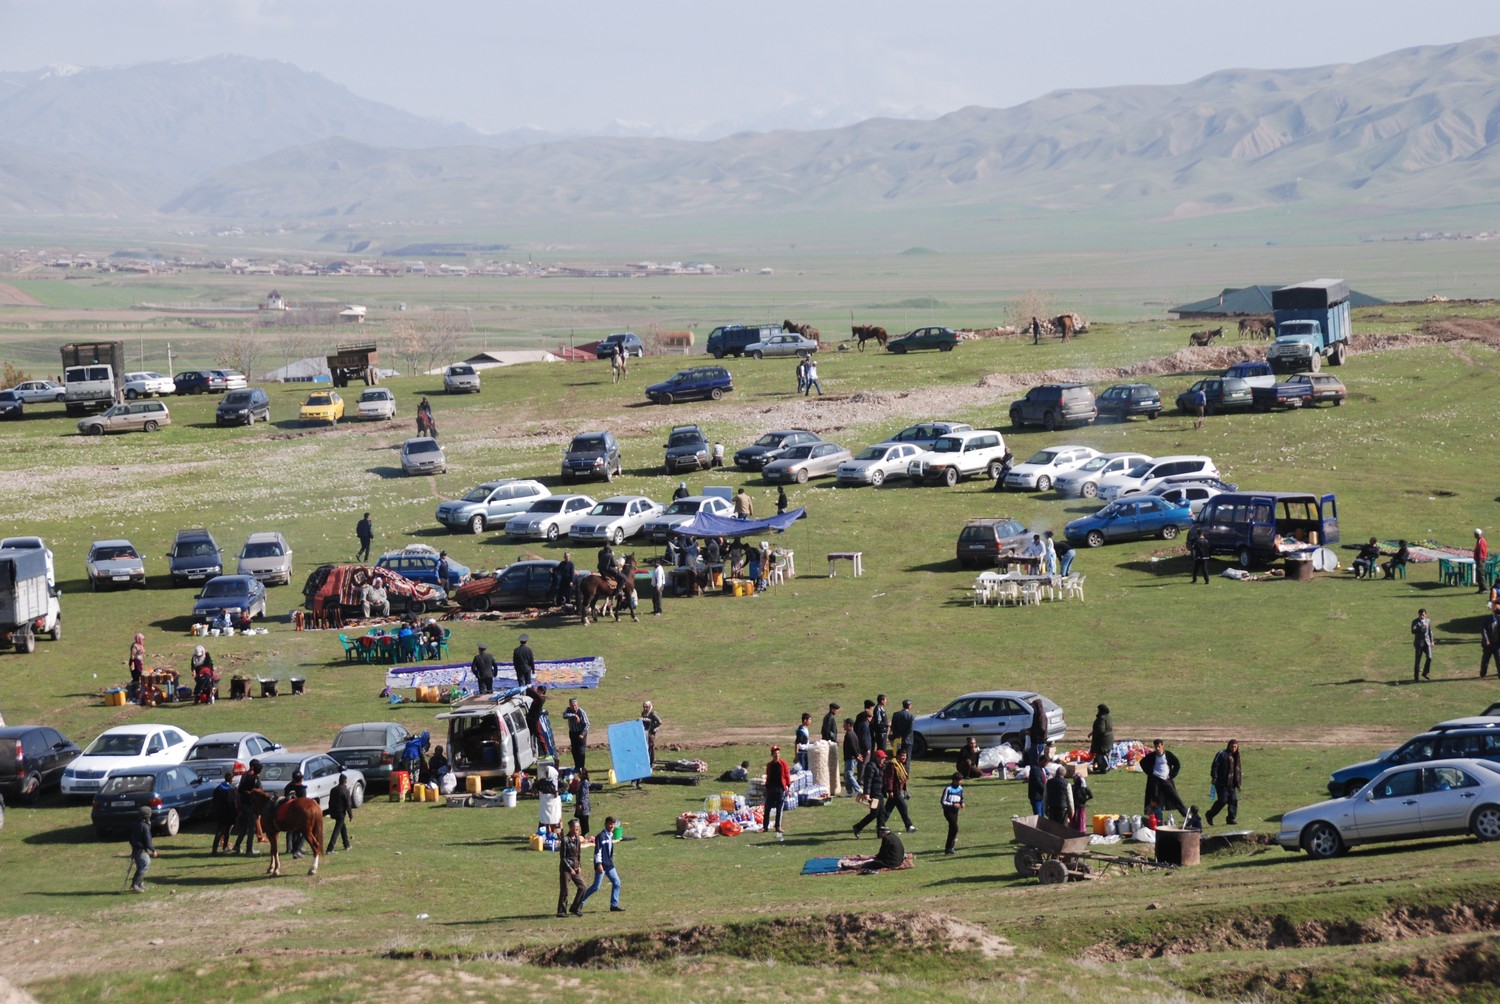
[762,442,852,484]
[744,333,819,359]
[836,442,923,487]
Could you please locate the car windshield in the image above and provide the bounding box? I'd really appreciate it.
[753,434,785,447]
[449,366,475,375]
[202,579,251,598]
[1124,462,1153,478]
[333,729,392,749]
[668,433,702,447]
[242,542,283,558]
[462,486,498,502]
[998,520,1025,536]
[591,502,627,516]
[930,437,963,454]
[853,447,888,461]
[1097,502,1126,518]
[0,392,17,402]
[528,499,565,513]
[1025,451,1059,465]
[187,743,239,760]
[359,390,388,402]
[99,774,155,795]
[779,446,813,460]
[406,440,441,455]
[665,500,699,515]
[177,540,217,557]
[224,392,250,405]
[92,544,138,560]
[1074,456,1112,473]
[258,762,301,782]
[306,395,333,406]
[669,372,692,384]
[83,733,146,757]
[570,437,606,452]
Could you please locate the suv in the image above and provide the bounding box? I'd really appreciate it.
[663,425,710,473]
[562,431,624,482]
[956,517,1031,569]
[236,531,294,585]
[167,529,224,586]
[1327,723,1500,797]
[707,324,779,359]
[645,366,733,405]
[215,387,271,426]
[1095,383,1162,422]
[1176,378,1252,414]
[1009,384,1097,431]
[435,479,552,534]
[1097,456,1220,502]
[443,364,481,394]
[595,332,645,359]
[907,429,1009,487]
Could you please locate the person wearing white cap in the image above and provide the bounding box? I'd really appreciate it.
[672,481,689,501]
[1476,529,1489,594]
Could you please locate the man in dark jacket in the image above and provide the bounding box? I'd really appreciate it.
[854,702,874,761]
[1205,740,1242,826]
[597,544,616,577]
[1027,755,1050,816]
[1140,739,1188,816]
[558,818,586,917]
[525,683,550,757]
[1482,613,1500,679]
[233,759,264,855]
[1044,766,1073,825]
[764,746,791,837]
[1412,608,1434,682]
[563,698,590,770]
[471,644,496,695]
[820,702,841,743]
[872,694,891,751]
[1027,698,1049,768]
[1190,531,1213,584]
[210,769,238,855]
[552,552,576,608]
[355,513,374,563]
[890,699,915,755]
[852,750,889,838]
[128,806,156,893]
[841,718,863,796]
[1088,704,1114,774]
[863,825,905,870]
[513,634,536,687]
[328,774,355,851]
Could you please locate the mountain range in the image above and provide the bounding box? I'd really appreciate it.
[2,40,1500,230]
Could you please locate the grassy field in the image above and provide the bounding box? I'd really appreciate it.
[1,272,1500,1002]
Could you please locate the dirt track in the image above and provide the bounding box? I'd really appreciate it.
[0,282,43,307]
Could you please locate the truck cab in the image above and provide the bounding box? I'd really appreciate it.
[1267,279,1352,374]
[435,694,538,785]
[1189,492,1339,568]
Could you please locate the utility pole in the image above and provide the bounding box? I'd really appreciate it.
[166,343,173,375]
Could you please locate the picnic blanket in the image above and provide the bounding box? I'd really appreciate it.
[801,853,915,875]
[386,656,606,692]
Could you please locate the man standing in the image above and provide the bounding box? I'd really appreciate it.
[890,699,915,754]
[563,698,590,770]
[513,633,536,687]
[1028,755,1049,816]
[649,560,666,616]
[1412,608,1434,682]
[210,769,237,855]
[1088,703,1114,774]
[841,718,863,796]
[764,746,790,838]
[795,713,812,771]
[1190,531,1212,584]
[558,818,586,917]
[1140,739,1188,817]
[712,442,725,468]
[1044,763,1074,825]
[1205,740,1242,826]
[328,773,354,851]
[795,358,807,395]
[1030,315,1042,345]
[524,683,550,757]
[580,816,623,912]
[854,701,874,762]
[1482,612,1500,679]
[436,551,450,590]
[776,486,789,516]
[852,749,888,838]
[233,759,264,855]
[471,643,496,695]
[1191,385,1207,431]
[886,748,916,832]
[872,694,891,751]
[1477,529,1490,593]
[1047,530,1075,576]
[804,360,822,395]
[356,512,374,563]
[820,702,841,743]
[940,773,965,855]
[127,806,156,893]
[733,488,753,519]
[552,552,576,608]
[640,701,662,772]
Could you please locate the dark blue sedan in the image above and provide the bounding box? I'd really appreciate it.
[193,574,268,622]
[91,764,216,837]
[1064,495,1194,548]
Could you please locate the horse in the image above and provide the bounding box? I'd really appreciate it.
[783,319,820,341]
[1188,328,1224,347]
[851,324,888,351]
[1051,314,1076,341]
[244,789,325,877]
[1238,317,1274,340]
[575,555,637,625]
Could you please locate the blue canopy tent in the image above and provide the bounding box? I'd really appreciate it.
[672,507,807,538]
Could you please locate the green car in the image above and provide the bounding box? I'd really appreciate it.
[887,326,959,354]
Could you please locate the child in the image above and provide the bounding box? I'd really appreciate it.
[573,768,592,837]
[940,773,964,854]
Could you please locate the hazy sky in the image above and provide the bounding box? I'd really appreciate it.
[4,0,1499,137]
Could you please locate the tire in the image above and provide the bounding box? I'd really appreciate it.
[1309,353,1322,373]
[1081,482,1098,499]
[1334,398,1343,407]
[546,524,560,541]
[939,343,953,352]
[468,594,491,613]
[18,772,41,804]
[54,394,65,403]
[1043,411,1058,432]
[943,467,959,488]
[795,469,809,484]
[1014,846,1043,877]
[713,350,725,360]
[86,425,103,436]
[868,470,886,488]
[910,733,928,758]
[351,783,366,809]
[125,388,139,400]
[1301,821,1344,859]
[891,345,906,355]
[710,388,724,400]
[603,466,614,483]
[1147,411,1158,421]
[1160,525,1180,541]
[987,460,1004,480]
[468,515,486,535]
[1036,475,1052,492]
[17,627,35,654]
[611,527,625,545]
[158,808,181,837]
[660,393,673,406]
[408,600,427,616]
[1085,530,1105,548]
[1038,859,1070,885]
[1204,403,1216,416]
[750,351,763,360]
[1238,547,1253,570]
[143,420,159,432]
[1471,805,1500,842]
[1010,410,1023,430]
[1342,779,1367,798]
[50,617,61,641]
[1331,342,1347,366]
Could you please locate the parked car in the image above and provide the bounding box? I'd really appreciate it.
[1277,758,1500,859]
[956,517,1031,569]
[1009,383,1098,431]
[86,539,147,590]
[123,372,175,399]
[663,425,711,473]
[1096,456,1220,502]
[504,494,598,542]
[1053,452,1154,499]
[908,691,1066,756]
[1095,383,1162,421]
[299,390,344,424]
[172,370,217,395]
[376,544,470,591]
[401,436,448,476]
[735,430,820,471]
[91,765,215,837]
[836,442,924,487]
[1327,724,1500,798]
[436,479,551,534]
[763,442,852,484]
[77,400,170,435]
[562,431,624,482]
[1285,372,1347,406]
[9,380,65,404]
[211,370,249,391]
[880,422,973,450]
[643,496,735,541]
[61,724,199,797]
[907,430,1009,487]
[1064,496,1194,547]
[1003,445,1101,492]
[327,722,415,788]
[1188,491,1339,568]
[595,332,645,359]
[1146,482,1225,515]
[0,391,21,419]
[215,387,271,426]
[182,731,283,781]
[1176,377,1252,414]
[356,387,398,420]
[645,366,733,405]
[0,725,80,802]
[256,752,366,812]
[167,529,223,586]
[236,531,293,585]
[887,326,959,353]
[455,560,575,612]
[443,364,481,394]
[745,332,818,358]
[569,496,665,545]
[192,574,268,622]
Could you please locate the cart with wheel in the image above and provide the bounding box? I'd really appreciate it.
[1011,814,1095,884]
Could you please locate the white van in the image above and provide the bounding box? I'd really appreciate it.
[436,694,539,785]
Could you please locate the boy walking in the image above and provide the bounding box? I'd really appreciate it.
[580,816,623,912]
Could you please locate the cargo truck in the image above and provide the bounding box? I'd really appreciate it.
[60,342,125,415]
[0,547,61,654]
[1266,279,1351,374]
[326,344,379,388]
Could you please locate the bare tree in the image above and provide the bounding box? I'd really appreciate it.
[1007,290,1055,332]
[419,313,466,377]
[215,324,263,379]
[390,318,426,378]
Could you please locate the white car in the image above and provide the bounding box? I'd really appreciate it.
[1275,758,1500,859]
[211,369,249,391]
[256,752,367,811]
[60,724,199,797]
[744,333,819,359]
[401,437,448,476]
[836,442,924,487]
[642,495,735,541]
[569,495,664,545]
[9,380,65,405]
[1147,482,1225,515]
[356,387,398,420]
[1002,445,1101,492]
[123,372,175,398]
[1051,452,1153,499]
[1097,456,1220,502]
[505,494,598,541]
[443,364,481,394]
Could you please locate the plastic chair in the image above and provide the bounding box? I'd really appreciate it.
[438,628,451,659]
[1063,575,1086,603]
[338,634,361,663]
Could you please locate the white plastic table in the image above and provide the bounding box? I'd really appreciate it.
[827,551,863,577]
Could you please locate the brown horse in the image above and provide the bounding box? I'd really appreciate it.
[782,319,820,341]
[1188,328,1224,347]
[1238,317,1274,340]
[1051,314,1076,341]
[851,324,888,351]
[244,789,325,877]
[575,555,637,625]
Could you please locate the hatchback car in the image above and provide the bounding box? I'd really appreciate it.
[1009,384,1098,431]
[642,496,735,541]
[1327,724,1500,797]
[1003,446,1101,492]
[437,479,552,534]
[77,400,170,435]
[1064,496,1194,547]
[443,364,482,394]
[215,387,271,425]
[570,496,664,545]
[562,431,624,482]
[401,436,448,476]
[735,430,821,471]
[1095,383,1162,421]
[0,390,22,419]
[763,442,853,484]
[663,425,711,473]
[909,691,1066,756]
[236,531,293,585]
[327,722,417,788]
[192,574,268,623]
[257,752,366,811]
[1096,455,1220,502]
[836,442,924,487]
[1053,452,1154,499]
[887,326,959,353]
[61,724,199,797]
[124,372,176,399]
[299,390,345,424]
[1176,377,1252,414]
[645,366,733,405]
[168,529,223,586]
[356,387,398,420]
[956,517,1031,569]
[745,333,818,358]
[10,380,64,404]
[86,539,147,590]
[0,725,80,802]
[1277,759,1500,859]
[880,422,973,450]
[376,545,470,590]
[182,731,283,781]
[91,765,215,837]
[455,560,575,612]
[1285,372,1348,406]
[504,494,598,541]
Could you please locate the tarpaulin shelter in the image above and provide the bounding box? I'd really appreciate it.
[671,507,807,539]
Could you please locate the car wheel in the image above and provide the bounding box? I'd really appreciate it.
[1204,403,1216,416]
[1147,411,1158,420]
[468,593,491,613]
[987,460,1004,480]
[351,783,366,809]
[891,345,905,354]
[86,425,104,436]
[1043,411,1058,432]
[660,393,673,406]
[713,349,725,360]
[1160,525,1180,541]
[54,393,65,403]
[750,351,763,360]
[158,808,181,837]
[612,527,625,545]
[710,388,724,400]
[1238,547,1253,570]
[1081,482,1098,499]
[125,388,139,400]
[50,617,61,641]
[910,733,928,758]
[603,465,614,483]
[469,514,486,535]
[1036,475,1052,492]
[1010,410,1023,429]
[1301,821,1344,859]
[546,524,560,541]
[18,772,41,803]
[1085,530,1105,548]
[1471,804,1500,842]
[796,469,809,484]
[409,600,427,616]
[1342,779,1367,798]
[143,420,159,432]
[939,343,953,352]
[869,470,885,488]
[17,627,35,654]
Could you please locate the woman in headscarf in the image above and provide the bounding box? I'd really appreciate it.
[1088,704,1114,774]
[191,645,216,704]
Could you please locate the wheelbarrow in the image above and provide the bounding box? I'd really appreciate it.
[1011,814,1176,883]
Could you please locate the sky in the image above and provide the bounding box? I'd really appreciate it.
[4,0,1500,139]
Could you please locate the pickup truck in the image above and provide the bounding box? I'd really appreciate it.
[1222,360,1276,389]
[1251,381,1311,411]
